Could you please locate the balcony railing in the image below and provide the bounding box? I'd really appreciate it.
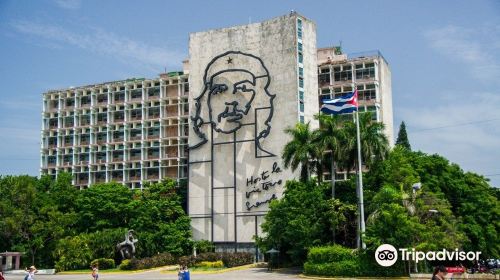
[130,135,141,141]
[129,155,141,161]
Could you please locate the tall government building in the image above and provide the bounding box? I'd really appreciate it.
[40,12,393,255]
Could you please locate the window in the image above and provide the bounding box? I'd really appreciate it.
[81,96,91,106]
[299,78,304,88]
[319,71,330,86]
[130,89,142,100]
[355,62,375,79]
[298,52,303,63]
[299,102,304,113]
[299,91,304,101]
[333,65,352,81]
[297,18,303,40]
[114,92,125,102]
[148,87,160,98]
[298,42,303,52]
[299,115,304,124]
[298,67,304,77]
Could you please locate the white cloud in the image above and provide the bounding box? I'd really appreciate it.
[10,20,185,70]
[424,24,500,83]
[53,0,81,10]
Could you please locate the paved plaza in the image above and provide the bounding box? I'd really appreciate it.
[4,267,301,280]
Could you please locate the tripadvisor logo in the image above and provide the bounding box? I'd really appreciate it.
[374,244,482,267]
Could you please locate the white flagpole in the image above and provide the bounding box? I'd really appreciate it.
[355,91,366,250]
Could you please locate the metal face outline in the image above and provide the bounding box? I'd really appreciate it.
[188,50,278,250]
[189,50,275,155]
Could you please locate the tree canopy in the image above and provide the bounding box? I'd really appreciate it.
[0,176,191,268]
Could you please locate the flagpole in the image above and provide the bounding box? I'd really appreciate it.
[355,93,366,250]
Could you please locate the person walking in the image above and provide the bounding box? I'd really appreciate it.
[24,266,38,280]
[91,264,99,280]
[182,265,190,280]
[432,265,447,280]
[177,265,184,280]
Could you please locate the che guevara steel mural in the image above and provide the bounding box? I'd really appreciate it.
[189,50,282,212]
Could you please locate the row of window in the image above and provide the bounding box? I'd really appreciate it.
[297,18,305,124]
[318,62,376,85]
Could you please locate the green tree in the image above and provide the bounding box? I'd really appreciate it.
[258,180,331,265]
[395,121,411,150]
[75,182,134,232]
[340,112,389,173]
[282,122,321,181]
[315,114,348,194]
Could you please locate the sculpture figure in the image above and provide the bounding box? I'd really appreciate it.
[116,230,138,259]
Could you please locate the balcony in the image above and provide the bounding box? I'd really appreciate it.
[130,135,141,141]
[147,174,159,180]
[129,175,141,181]
[76,179,88,185]
[112,157,124,163]
[129,155,141,161]
[147,134,160,140]
[130,115,142,121]
[111,137,124,143]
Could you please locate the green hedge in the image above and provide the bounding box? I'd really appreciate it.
[119,253,176,270]
[304,260,360,277]
[119,259,133,270]
[304,245,406,277]
[177,252,253,268]
[307,245,357,263]
[90,258,115,270]
[195,261,224,268]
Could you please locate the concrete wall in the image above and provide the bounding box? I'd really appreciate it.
[378,57,394,147]
[188,13,317,245]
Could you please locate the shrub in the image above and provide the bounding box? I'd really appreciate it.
[118,253,175,270]
[304,260,359,277]
[194,240,215,253]
[119,259,133,270]
[132,253,176,270]
[303,245,406,277]
[177,255,196,267]
[53,235,93,272]
[195,261,224,268]
[195,252,222,262]
[220,252,253,268]
[90,258,115,270]
[307,245,357,264]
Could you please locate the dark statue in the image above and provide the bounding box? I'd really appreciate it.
[116,230,138,260]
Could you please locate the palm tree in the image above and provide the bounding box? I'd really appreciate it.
[282,122,320,182]
[315,114,348,197]
[342,112,389,173]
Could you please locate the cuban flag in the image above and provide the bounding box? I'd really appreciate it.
[320,90,358,115]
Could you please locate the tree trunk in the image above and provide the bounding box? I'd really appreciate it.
[331,154,336,244]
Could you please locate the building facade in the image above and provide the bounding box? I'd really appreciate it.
[187,13,318,253]
[317,47,394,181]
[40,74,189,189]
[39,12,393,254]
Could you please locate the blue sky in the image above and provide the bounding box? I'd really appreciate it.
[0,0,499,186]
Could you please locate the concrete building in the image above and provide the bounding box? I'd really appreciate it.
[40,74,189,189]
[39,12,393,255]
[187,12,318,254]
[317,47,394,181]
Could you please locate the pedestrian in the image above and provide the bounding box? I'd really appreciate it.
[432,265,447,280]
[91,264,99,280]
[24,266,38,280]
[177,265,184,280]
[0,266,5,280]
[183,265,190,280]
